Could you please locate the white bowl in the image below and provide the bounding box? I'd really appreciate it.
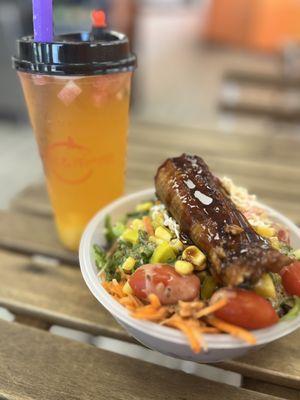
[79,188,300,363]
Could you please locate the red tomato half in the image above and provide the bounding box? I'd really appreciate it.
[211,288,279,330]
[280,262,300,297]
[129,264,200,305]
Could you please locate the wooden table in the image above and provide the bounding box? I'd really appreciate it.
[0,121,299,400]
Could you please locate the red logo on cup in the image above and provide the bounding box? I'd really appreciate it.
[43,136,113,185]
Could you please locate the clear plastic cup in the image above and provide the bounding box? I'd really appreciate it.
[13,32,136,250]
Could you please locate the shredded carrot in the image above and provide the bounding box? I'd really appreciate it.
[195,298,227,319]
[102,280,125,299]
[163,316,202,353]
[143,216,154,236]
[132,304,155,314]
[119,296,139,310]
[129,294,167,320]
[197,327,220,334]
[148,293,161,309]
[178,300,205,318]
[206,316,256,345]
[112,279,125,298]
[102,281,114,295]
[117,266,129,281]
[102,281,109,289]
[128,294,144,308]
[132,307,168,321]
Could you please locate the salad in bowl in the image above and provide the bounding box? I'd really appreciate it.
[80,154,300,360]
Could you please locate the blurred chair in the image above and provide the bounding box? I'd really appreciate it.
[203,0,300,124]
[219,42,300,123]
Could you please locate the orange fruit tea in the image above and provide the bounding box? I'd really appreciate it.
[19,71,132,250]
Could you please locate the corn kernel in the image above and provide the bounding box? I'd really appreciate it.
[152,212,164,228]
[122,257,136,272]
[150,242,176,264]
[182,246,206,270]
[270,236,280,250]
[253,224,275,238]
[121,229,139,244]
[170,238,184,253]
[136,202,153,212]
[175,260,194,275]
[155,226,172,242]
[254,273,276,298]
[293,249,300,260]
[149,235,156,243]
[122,281,133,295]
[131,219,144,231]
[149,235,165,245]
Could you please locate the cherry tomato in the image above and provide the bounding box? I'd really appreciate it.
[280,262,300,296]
[129,264,200,305]
[211,288,279,330]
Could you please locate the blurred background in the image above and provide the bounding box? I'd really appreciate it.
[1,0,300,207]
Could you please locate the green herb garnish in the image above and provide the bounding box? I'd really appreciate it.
[101,230,156,281]
[126,210,148,219]
[280,244,294,257]
[104,215,125,245]
[93,244,107,270]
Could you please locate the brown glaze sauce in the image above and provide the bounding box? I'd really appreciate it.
[171,154,270,252]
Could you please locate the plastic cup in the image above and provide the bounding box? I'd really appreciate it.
[13,32,136,251]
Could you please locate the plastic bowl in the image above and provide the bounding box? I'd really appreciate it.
[79,188,300,362]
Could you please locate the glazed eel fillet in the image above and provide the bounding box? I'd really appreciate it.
[155,154,292,286]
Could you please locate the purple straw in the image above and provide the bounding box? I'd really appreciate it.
[32,0,53,42]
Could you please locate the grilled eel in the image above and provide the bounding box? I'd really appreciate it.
[155,154,292,286]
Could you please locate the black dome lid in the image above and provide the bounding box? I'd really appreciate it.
[13,31,137,76]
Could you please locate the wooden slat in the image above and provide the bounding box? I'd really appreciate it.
[127,155,300,213]
[221,71,300,120]
[10,180,300,228]
[0,250,299,390]
[219,102,300,122]
[128,124,300,223]
[10,121,300,215]
[0,320,282,400]
[128,140,300,181]
[129,121,300,165]
[0,250,128,342]
[9,179,149,219]
[243,378,300,400]
[0,211,77,264]
[10,121,300,225]
[223,71,300,89]
[6,178,299,289]
[10,183,52,217]
[220,330,300,390]
[14,315,51,330]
